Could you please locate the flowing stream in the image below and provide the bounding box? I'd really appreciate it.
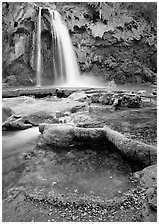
[2,127,40,190]
[36,7,42,86]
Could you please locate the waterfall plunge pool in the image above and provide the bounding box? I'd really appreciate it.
[2,127,141,202]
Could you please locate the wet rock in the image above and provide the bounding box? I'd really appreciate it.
[70,113,94,127]
[133,164,157,219]
[139,167,157,222]
[40,124,75,147]
[2,106,14,122]
[90,93,103,103]
[103,125,157,165]
[70,103,88,113]
[99,93,114,105]
[135,164,157,189]
[69,91,88,102]
[55,89,69,98]
[2,115,32,130]
[26,111,60,126]
[113,94,142,110]
[90,92,141,110]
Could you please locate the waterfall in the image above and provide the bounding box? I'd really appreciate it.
[36,8,103,87]
[49,10,81,86]
[36,7,42,86]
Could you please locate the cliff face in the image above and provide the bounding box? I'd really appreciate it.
[2,2,157,86]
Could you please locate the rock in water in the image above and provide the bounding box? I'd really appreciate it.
[2,115,32,130]
[41,124,75,147]
[113,94,142,110]
[69,91,88,102]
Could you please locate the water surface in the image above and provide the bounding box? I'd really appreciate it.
[2,127,40,191]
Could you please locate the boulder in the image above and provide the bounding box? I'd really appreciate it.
[38,124,106,147]
[26,111,60,126]
[40,124,75,147]
[133,164,157,189]
[69,91,88,102]
[90,93,103,103]
[70,113,97,127]
[55,89,70,98]
[70,103,89,113]
[99,93,114,105]
[133,164,157,222]
[2,108,61,130]
[90,92,141,110]
[2,115,32,130]
[113,94,142,110]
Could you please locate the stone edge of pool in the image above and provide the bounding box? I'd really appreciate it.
[38,123,157,167]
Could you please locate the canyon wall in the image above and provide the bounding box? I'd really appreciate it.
[2,2,157,86]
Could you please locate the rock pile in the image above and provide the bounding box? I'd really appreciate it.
[90,92,141,110]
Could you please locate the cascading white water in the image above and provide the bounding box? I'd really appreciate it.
[50,9,62,83]
[36,8,105,87]
[36,7,42,86]
[50,10,81,86]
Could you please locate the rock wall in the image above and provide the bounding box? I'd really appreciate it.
[2,2,157,86]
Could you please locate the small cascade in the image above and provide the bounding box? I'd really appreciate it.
[49,10,81,86]
[36,7,42,86]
